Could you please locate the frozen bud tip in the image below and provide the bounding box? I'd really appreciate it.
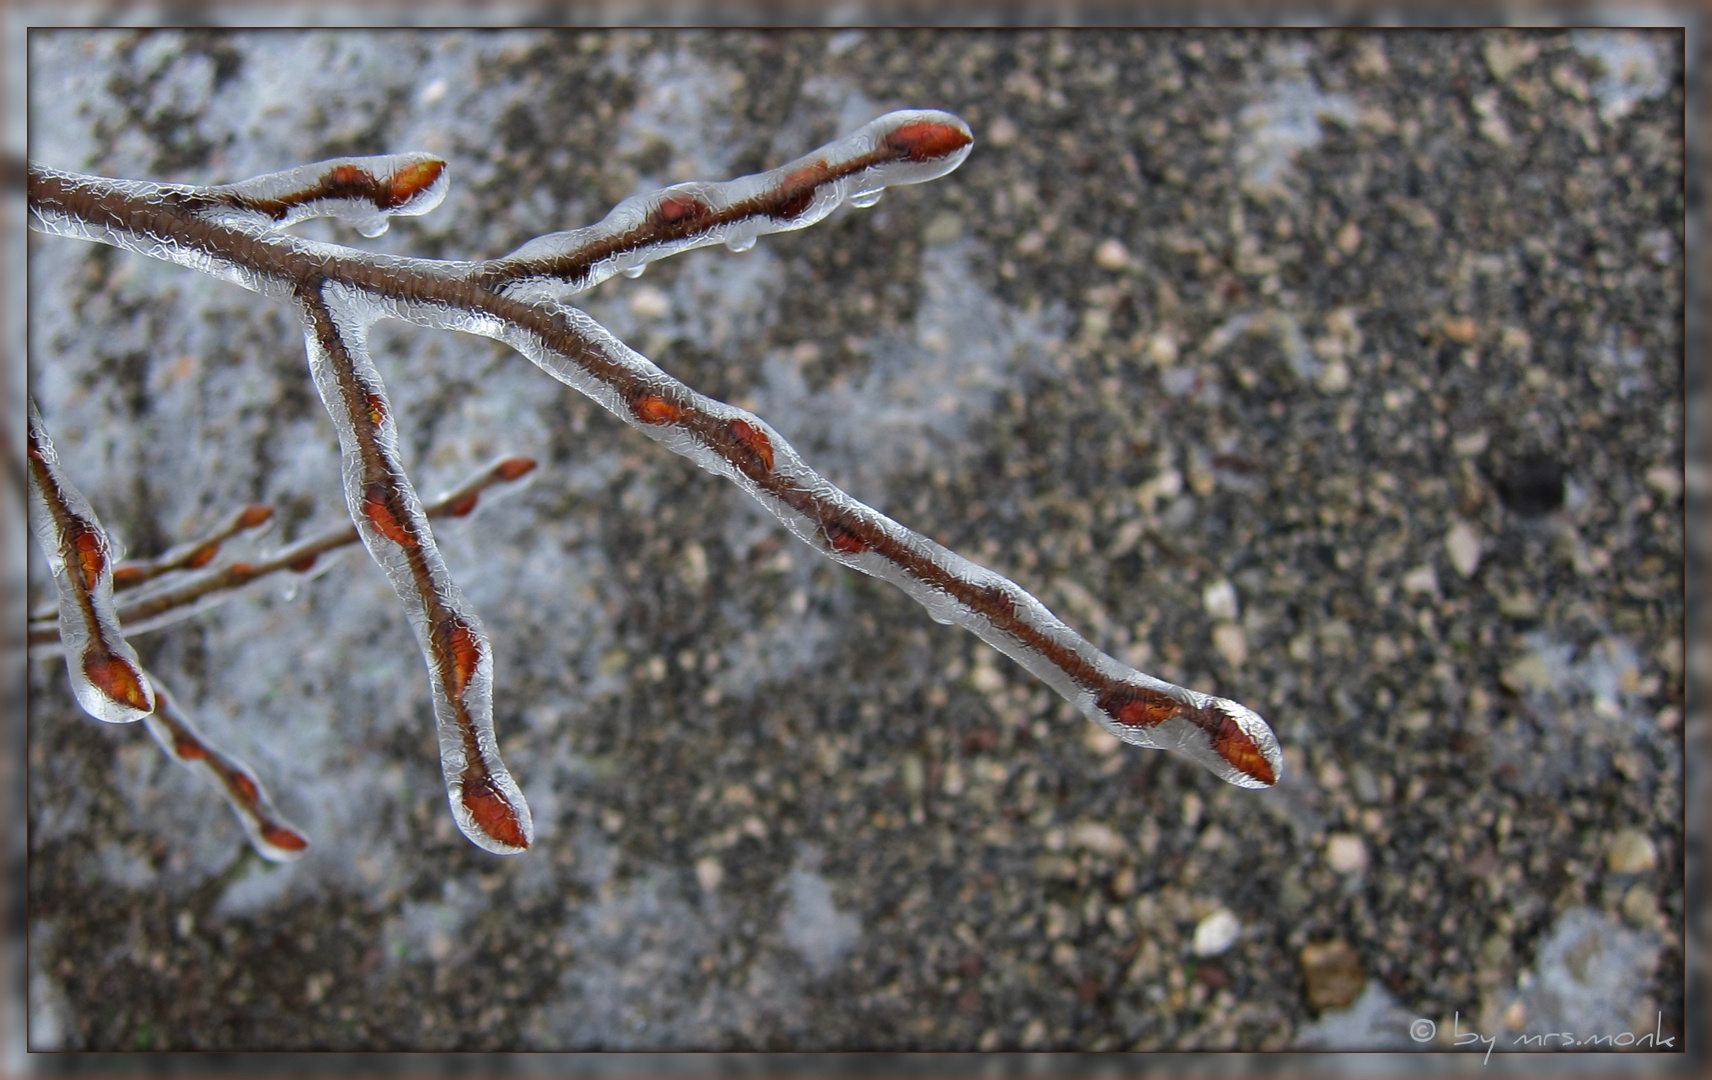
[885,119,974,164]
[494,457,537,482]
[82,650,155,718]
[1207,703,1281,788]
[238,505,275,529]
[260,824,310,854]
[459,774,532,853]
[384,158,446,210]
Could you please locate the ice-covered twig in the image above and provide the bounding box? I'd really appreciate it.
[27,108,1280,856]
[118,504,275,595]
[472,111,977,301]
[298,285,531,854]
[142,676,310,861]
[26,456,537,651]
[26,400,155,724]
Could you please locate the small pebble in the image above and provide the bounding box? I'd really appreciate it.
[1202,579,1240,620]
[1443,315,1478,343]
[1643,465,1682,499]
[1300,940,1365,1011]
[1621,884,1658,926]
[1093,237,1130,270]
[1192,908,1241,956]
[1069,821,1125,857]
[1326,832,1368,874]
[1445,520,1482,578]
[1316,358,1351,393]
[1402,564,1439,596]
[1606,829,1657,874]
[1335,220,1362,254]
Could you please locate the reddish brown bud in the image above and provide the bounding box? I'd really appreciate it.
[237,505,275,529]
[654,194,710,228]
[384,158,445,209]
[494,457,537,482]
[441,618,482,702]
[885,121,973,163]
[261,824,310,852]
[83,649,153,715]
[826,522,868,554]
[227,769,260,807]
[111,565,147,589]
[1097,686,1180,730]
[325,164,374,194]
[362,485,415,546]
[461,771,529,851]
[1210,712,1278,786]
[772,161,832,220]
[67,521,106,592]
[727,418,775,473]
[447,493,480,517]
[633,393,687,425]
[261,828,313,852]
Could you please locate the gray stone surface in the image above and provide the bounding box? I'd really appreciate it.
[25,28,1686,1053]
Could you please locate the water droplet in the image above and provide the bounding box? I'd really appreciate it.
[281,580,299,602]
[621,263,647,279]
[350,214,390,238]
[848,189,885,209]
[724,235,757,253]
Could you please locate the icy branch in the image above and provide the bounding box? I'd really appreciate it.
[143,677,310,862]
[28,109,1280,859]
[26,400,155,724]
[110,504,275,596]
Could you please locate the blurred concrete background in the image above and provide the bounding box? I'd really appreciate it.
[22,26,1688,1057]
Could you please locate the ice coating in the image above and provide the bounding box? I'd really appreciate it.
[299,282,533,854]
[28,103,1280,848]
[479,110,975,301]
[26,401,156,725]
[142,679,310,862]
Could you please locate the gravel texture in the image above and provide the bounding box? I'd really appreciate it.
[24,28,1688,1057]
